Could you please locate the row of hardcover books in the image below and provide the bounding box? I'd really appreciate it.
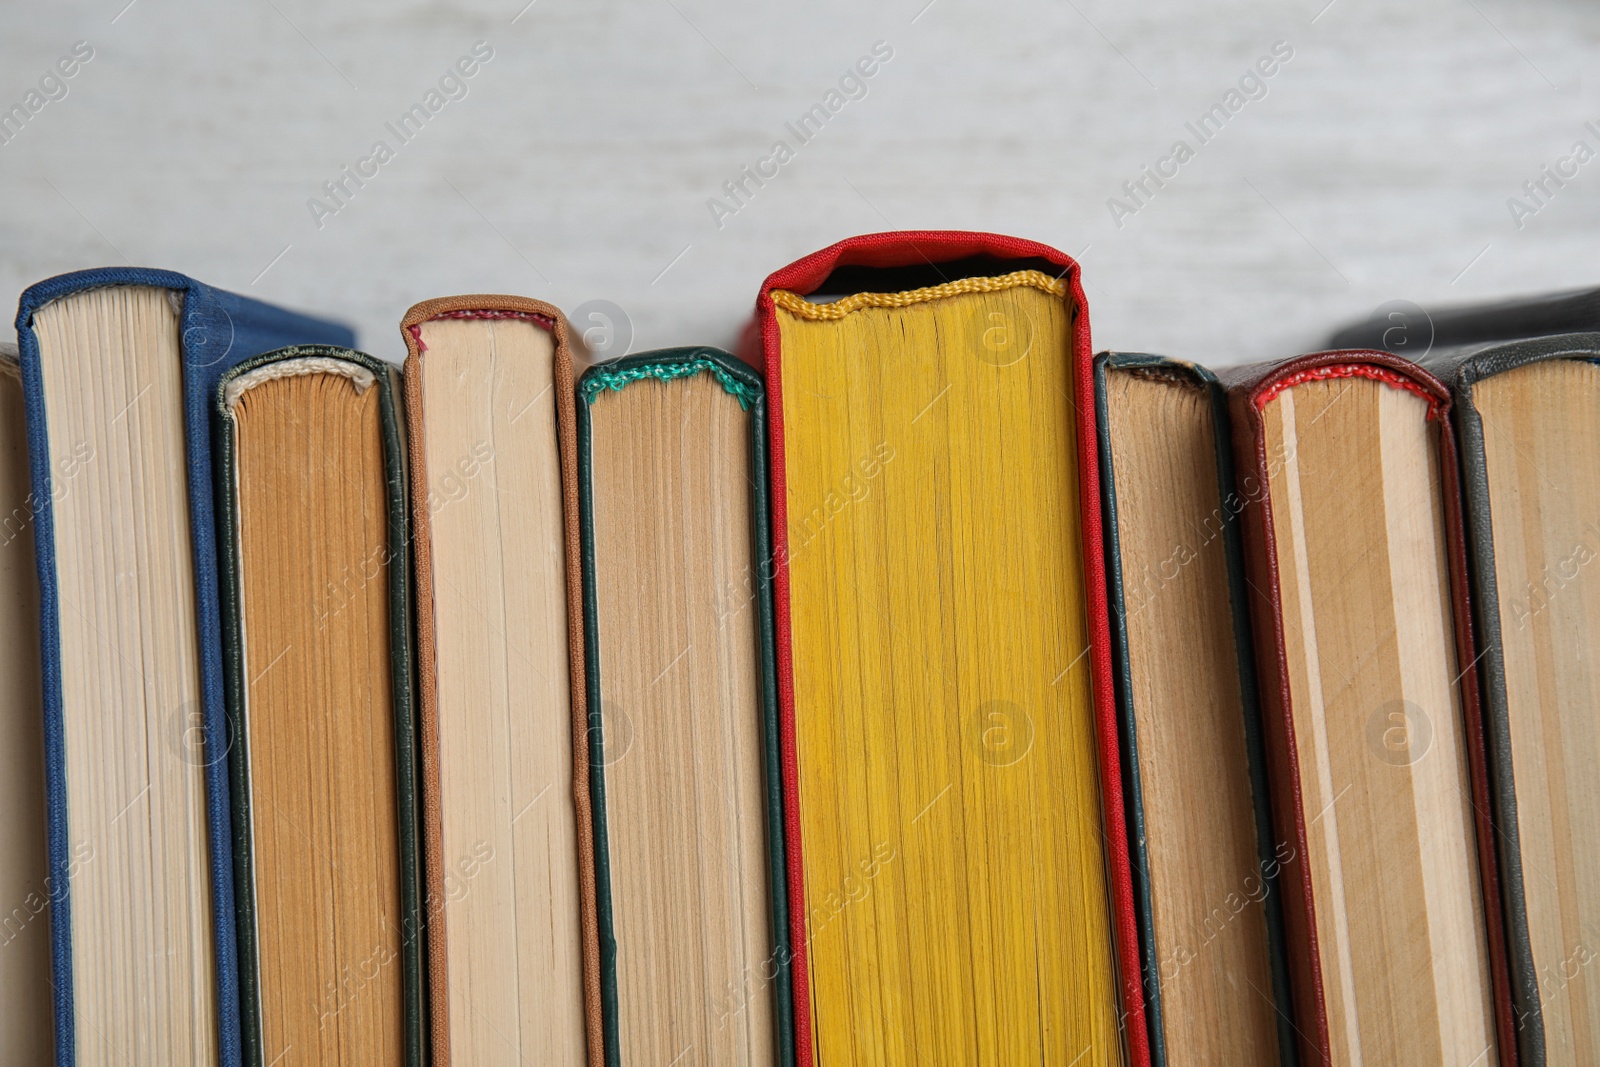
[0,233,1595,1066]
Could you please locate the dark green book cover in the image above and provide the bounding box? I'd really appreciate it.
[1093,351,1296,1067]
[577,347,794,1067]
[214,345,424,1067]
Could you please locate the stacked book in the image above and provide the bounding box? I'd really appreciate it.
[0,235,1594,1067]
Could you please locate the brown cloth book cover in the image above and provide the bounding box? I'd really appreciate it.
[401,296,602,1066]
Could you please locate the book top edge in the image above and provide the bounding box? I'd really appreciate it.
[16,267,353,349]
[771,269,1068,322]
[579,347,759,410]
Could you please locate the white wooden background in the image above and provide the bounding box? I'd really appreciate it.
[2,0,1598,366]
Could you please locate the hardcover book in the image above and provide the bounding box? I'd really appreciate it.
[1329,287,1600,353]
[13,269,351,1066]
[744,232,1148,1066]
[401,296,600,1066]
[1221,350,1516,1065]
[214,346,423,1066]
[577,347,793,1066]
[1094,352,1295,1067]
[1424,334,1600,1066]
[0,342,50,1065]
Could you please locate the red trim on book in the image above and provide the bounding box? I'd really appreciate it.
[1254,360,1444,420]
[749,231,1150,1067]
[405,309,555,353]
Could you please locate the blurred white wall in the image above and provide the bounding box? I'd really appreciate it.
[1,0,1597,364]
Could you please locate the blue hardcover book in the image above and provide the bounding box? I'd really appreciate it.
[13,268,353,1066]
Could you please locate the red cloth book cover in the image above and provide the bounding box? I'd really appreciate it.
[742,231,1150,1067]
